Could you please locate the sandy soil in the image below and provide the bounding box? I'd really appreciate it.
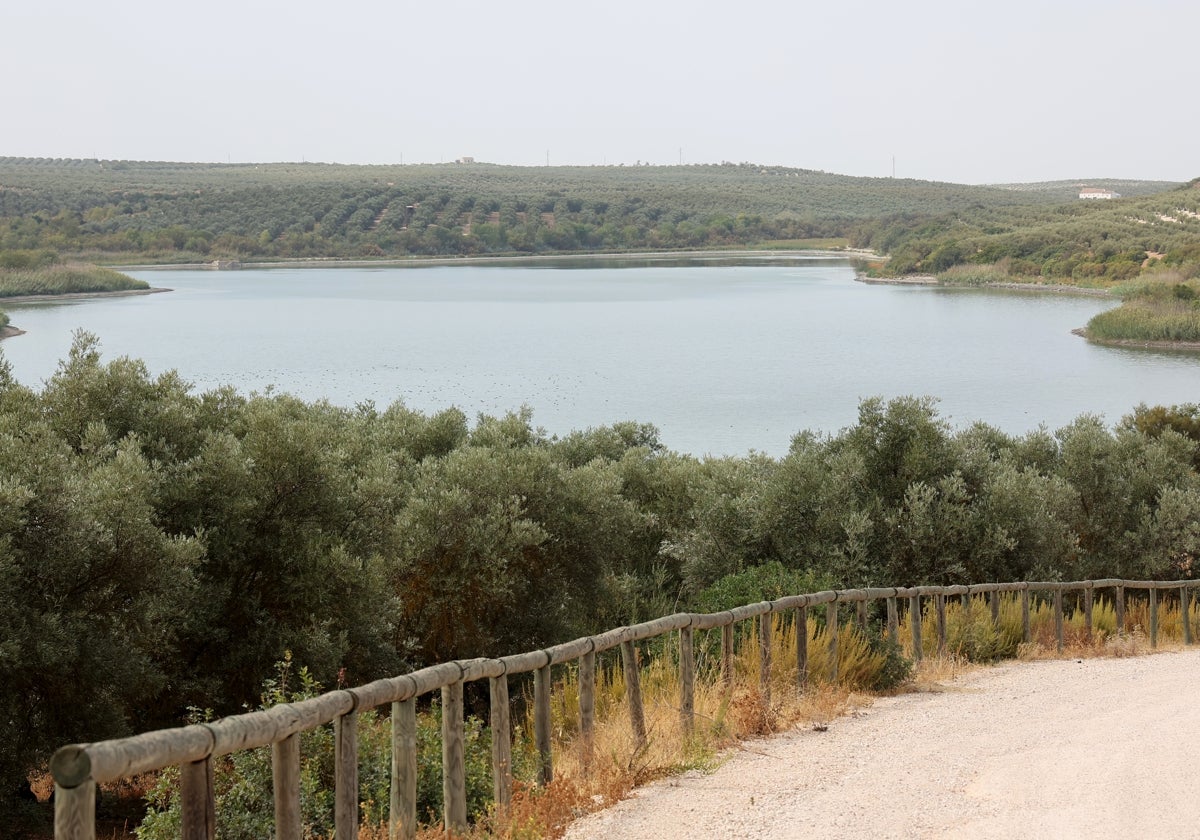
[564,651,1200,839]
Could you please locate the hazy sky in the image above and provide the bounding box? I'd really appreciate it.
[5,0,1196,184]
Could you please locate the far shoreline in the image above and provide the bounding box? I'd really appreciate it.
[110,248,868,272]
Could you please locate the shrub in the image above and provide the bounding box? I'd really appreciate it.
[137,656,522,839]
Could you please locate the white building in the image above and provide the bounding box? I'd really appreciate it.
[1079,188,1121,200]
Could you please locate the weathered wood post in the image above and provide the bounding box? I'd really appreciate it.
[795,605,809,688]
[910,594,923,662]
[935,592,947,656]
[1021,587,1032,643]
[1083,585,1094,641]
[54,777,97,840]
[534,660,553,784]
[1115,584,1125,634]
[181,757,215,840]
[443,680,467,833]
[826,602,839,683]
[989,589,1000,628]
[621,639,647,747]
[886,595,899,645]
[856,599,868,632]
[391,698,417,840]
[759,611,772,710]
[680,623,695,735]
[489,672,513,812]
[1150,586,1159,649]
[721,622,734,688]
[1182,584,1193,646]
[334,712,357,840]
[1053,588,1064,653]
[273,733,301,840]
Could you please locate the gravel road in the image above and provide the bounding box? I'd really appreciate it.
[563,651,1200,839]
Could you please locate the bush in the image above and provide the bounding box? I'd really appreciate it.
[693,562,833,614]
[137,656,519,838]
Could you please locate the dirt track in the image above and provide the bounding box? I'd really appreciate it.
[563,651,1200,839]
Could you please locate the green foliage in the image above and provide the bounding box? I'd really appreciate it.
[0,309,8,331]
[692,562,833,613]
[859,634,913,690]
[1084,280,1200,342]
[137,656,514,838]
[5,335,1200,810]
[0,263,147,297]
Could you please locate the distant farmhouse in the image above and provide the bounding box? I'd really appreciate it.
[1079,187,1121,200]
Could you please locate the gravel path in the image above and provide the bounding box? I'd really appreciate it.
[563,651,1200,839]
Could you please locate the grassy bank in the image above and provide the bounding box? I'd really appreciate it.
[0,264,147,298]
[0,309,8,331]
[1085,277,1200,343]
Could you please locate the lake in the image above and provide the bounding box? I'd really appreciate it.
[3,257,1199,456]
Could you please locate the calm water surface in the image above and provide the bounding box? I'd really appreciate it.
[4,259,1199,456]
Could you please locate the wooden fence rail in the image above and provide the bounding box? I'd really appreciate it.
[51,578,1197,839]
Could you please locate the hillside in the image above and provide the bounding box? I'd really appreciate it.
[860,179,1200,282]
[0,157,1106,263]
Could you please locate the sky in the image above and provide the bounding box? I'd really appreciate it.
[4,0,1197,185]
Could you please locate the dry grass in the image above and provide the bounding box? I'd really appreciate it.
[433,593,1200,839]
[40,594,1196,840]
[381,617,896,839]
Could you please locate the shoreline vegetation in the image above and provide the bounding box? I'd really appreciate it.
[0,263,150,298]
[0,259,156,338]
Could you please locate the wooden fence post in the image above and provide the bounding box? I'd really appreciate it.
[391,698,417,840]
[1053,588,1064,653]
[1116,584,1125,634]
[1021,588,1031,643]
[334,712,357,840]
[54,779,96,840]
[621,640,647,747]
[534,662,553,785]
[489,673,512,813]
[273,733,301,840]
[935,593,947,656]
[856,600,868,632]
[578,647,595,767]
[181,757,215,840]
[1182,585,1193,646]
[910,595,923,662]
[826,602,839,683]
[759,612,772,710]
[1150,586,1159,648]
[443,681,467,834]
[886,596,898,645]
[721,623,734,688]
[1084,586,1094,641]
[680,624,695,735]
[989,590,1000,628]
[795,606,809,688]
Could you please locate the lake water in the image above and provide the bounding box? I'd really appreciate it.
[3,257,1200,456]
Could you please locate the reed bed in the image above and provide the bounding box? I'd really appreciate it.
[0,264,147,297]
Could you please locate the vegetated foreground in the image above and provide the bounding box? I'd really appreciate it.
[564,651,1200,840]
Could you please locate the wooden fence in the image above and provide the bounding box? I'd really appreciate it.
[51,578,1196,839]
